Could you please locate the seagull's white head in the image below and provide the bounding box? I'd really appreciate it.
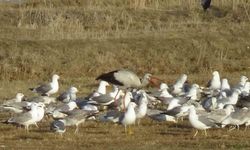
[128,102,137,109]
[240,76,248,83]
[69,87,78,93]
[212,71,219,77]
[16,93,24,100]
[160,83,169,90]
[52,74,60,80]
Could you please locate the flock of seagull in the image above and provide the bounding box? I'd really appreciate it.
[0,69,250,137]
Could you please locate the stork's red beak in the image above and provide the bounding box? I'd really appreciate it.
[149,76,164,87]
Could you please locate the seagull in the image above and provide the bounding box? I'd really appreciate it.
[171,74,188,96]
[206,105,235,124]
[35,102,45,124]
[185,84,200,101]
[119,102,137,134]
[147,108,177,123]
[135,91,148,125]
[29,74,60,96]
[57,86,78,103]
[221,107,249,130]
[2,93,25,105]
[86,81,110,98]
[241,82,250,96]
[234,76,248,92]
[58,109,98,133]
[201,97,218,112]
[87,86,123,106]
[98,110,122,123]
[50,120,66,136]
[220,78,232,97]
[207,71,221,91]
[188,105,218,137]
[27,96,56,105]
[7,102,40,131]
[216,90,240,109]
[48,101,78,119]
[0,93,29,114]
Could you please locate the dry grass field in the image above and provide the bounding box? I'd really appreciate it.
[0,0,250,149]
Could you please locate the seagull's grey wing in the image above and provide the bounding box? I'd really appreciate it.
[157,97,173,105]
[164,107,182,116]
[34,83,52,94]
[217,97,228,104]
[198,114,217,127]
[230,109,248,120]
[206,110,227,123]
[91,94,113,104]
[146,109,164,116]
[57,92,70,102]
[3,101,29,110]
[176,97,189,104]
[98,110,122,123]
[9,112,33,124]
[2,98,17,105]
[57,105,71,112]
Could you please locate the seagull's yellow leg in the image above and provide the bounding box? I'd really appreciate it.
[124,125,127,134]
[204,129,207,136]
[137,119,141,126]
[193,130,198,137]
[128,125,134,135]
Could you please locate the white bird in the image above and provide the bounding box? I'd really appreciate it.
[50,101,78,119]
[57,86,78,103]
[206,105,235,124]
[234,76,248,92]
[119,102,137,134]
[90,81,110,98]
[87,86,123,106]
[7,103,41,131]
[135,91,148,125]
[35,102,45,123]
[167,98,181,111]
[58,109,98,133]
[208,71,221,91]
[221,78,231,92]
[185,84,200,101]
[221,107,249,130]
[2,93,25,105]
[188,105,217,137]
[216,90,240,109]
[171,74,187,95]
[29,74,60,96]
[241,82,250,96]
[0,93,29,114]
[27,96,56,105]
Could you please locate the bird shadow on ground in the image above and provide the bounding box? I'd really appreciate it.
[32,128,51,133]
[84,130,110,135]
[14,135,43,140]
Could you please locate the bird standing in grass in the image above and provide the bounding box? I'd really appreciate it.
[119,102,137,135]
[188,105,217,137]
[29,74,60,96]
